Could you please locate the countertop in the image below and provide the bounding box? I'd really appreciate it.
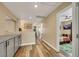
[0,33,21,44]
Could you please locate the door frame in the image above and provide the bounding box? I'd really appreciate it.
[56,4,72,56]
[72,2,79,57]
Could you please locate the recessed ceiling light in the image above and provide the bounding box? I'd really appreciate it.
[29,16,32,19]
[34,5,38,8]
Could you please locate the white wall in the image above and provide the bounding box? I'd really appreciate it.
[42,3,72,52]
[0,11,15,35]
[19,20,36,46]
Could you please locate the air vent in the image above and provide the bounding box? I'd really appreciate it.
[36,16,46,18]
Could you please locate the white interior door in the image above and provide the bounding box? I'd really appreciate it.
[72,2,79,57]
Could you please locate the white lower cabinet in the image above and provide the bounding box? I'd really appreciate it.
[14,37,19,53]
[0,35,21,57]
[18,35,21,47]
[0,42,6,57]
[6,38,15,57]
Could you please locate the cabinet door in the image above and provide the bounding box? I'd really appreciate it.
[18,35,21,47]
[7,38,14,57]
[14,37,19,53]
[0,42,6,57]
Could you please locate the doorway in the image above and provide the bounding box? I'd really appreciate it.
[57,5,72,57]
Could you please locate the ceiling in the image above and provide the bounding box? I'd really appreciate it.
[3,2,62,22]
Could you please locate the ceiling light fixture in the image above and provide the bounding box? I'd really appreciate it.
[34,5,38,8]
[29,16,32,19]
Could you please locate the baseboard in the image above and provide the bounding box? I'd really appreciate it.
[42,39,59,52]
[21,42,35,46]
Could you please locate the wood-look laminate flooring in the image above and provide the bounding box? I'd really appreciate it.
[15,40,63,57]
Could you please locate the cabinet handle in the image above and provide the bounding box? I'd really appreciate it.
[7,41,9,46]
[6,42,7,47]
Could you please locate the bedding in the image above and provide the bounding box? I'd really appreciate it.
[60,43,72,56]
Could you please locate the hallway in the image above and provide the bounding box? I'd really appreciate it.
[15,40,61,57]
[0,2,78,57]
